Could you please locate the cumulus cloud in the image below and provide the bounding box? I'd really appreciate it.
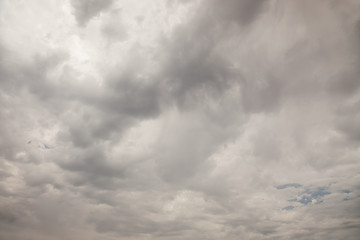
[0,0,359,239]
[71,0,114,26]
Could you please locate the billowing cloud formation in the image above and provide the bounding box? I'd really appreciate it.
[71,0,114,26]
[0,0,360,239]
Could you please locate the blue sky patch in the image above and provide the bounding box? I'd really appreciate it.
[288,187,331,205]
[282,206,295,211]
[276,183,302,190]
[341,190,352,194]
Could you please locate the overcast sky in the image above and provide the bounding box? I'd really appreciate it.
[0,0,360,239]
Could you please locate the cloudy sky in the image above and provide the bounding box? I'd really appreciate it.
[0,0,360,239]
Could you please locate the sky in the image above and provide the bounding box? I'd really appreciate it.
[0,0,359,239]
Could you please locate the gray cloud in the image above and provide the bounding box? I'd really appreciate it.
[207,0,267,26]
[71,0,114,26]
[0,0,359,239]
[101,9,127,43]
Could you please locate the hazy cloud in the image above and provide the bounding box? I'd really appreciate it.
[0,0,359,239]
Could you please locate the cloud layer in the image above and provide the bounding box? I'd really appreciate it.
[0,0,359,239]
